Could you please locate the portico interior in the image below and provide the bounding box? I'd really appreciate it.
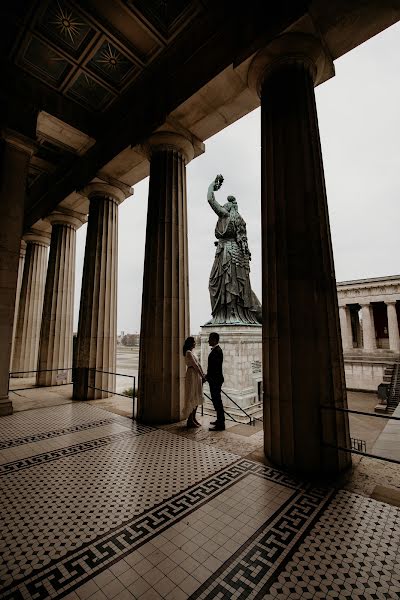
[1,2,400,598]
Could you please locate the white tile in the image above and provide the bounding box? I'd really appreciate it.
[181,540,199,556]
[118,568,140,588]
[192,564,213,584]
[109,560,130,577]
[169,548,189,565]
[157,557,177,575]
[93,569,115,588]
[103,579,126,599]
[179,574,199,595]
[153,576,176,596]
[168,566,187,585]
[76,580,100,600]
[165,587,187,600]
[112,590,136,600]
[180,555,199,574]
[146,550,168,567]
[134,559,153,576]
[128,579,150,597]
[87,591,108,600]
[138,589,162,599]
[141,567,164,586]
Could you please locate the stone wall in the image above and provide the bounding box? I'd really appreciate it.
[344,360,388,391]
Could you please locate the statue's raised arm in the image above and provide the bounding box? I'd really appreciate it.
[207,174,228,217]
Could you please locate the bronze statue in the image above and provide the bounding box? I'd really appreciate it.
[206,174,262,325]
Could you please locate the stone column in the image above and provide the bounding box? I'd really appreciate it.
[0,131,36,415]
[339,305,353,351]
[138,132,193,424]
[248,33,351,476]
[37,212,84,387]
[12,230,51,377]
[73,182,129,400]
[10,240,27,367]
[361,303,376,351]
[386,301,400,352]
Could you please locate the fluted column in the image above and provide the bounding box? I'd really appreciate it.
[73,182,130,400]
[248,33,351,475]
[37,212,84,387]
[12,231,50,377]
[339,305,353,351]
[138,132,193,424]
[386,301,400,352]
[361,303,376,351]
[10,240,27,367]
[0,131,36,415]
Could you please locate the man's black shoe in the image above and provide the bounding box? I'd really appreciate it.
[209,424,225,431]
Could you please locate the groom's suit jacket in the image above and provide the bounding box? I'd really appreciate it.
[207,345,224,386]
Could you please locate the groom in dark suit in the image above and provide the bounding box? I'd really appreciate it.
[206,332,225,431]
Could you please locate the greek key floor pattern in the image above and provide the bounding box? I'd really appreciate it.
[0,403,399,599]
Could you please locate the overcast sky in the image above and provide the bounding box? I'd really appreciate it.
[74,22,400,335]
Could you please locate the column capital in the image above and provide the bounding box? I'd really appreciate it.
[247,32,334,98]
[1,128,37,156]
[385,300,398,306]
[81,181,131,205]
[46,210,86,230]
[145,131,195,164]
[23,228,51,246]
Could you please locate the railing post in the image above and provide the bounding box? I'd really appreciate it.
[132,376,136,421]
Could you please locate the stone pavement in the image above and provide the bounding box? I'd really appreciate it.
[1,401,400,599]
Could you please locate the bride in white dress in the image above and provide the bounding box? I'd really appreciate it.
[183,337,205,428]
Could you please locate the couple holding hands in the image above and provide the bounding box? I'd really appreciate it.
[183,333,225,431]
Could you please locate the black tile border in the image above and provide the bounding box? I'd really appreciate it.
[189,485,336,600]
[0,425,153,475]
[0,418,118,450]
[0,459,313,600]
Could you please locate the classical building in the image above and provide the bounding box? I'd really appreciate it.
[1,1,400,481]
[338,275,400,390]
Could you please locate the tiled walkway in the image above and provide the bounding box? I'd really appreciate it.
[0,404,399,599]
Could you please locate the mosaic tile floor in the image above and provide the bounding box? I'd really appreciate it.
[0,404,399,599]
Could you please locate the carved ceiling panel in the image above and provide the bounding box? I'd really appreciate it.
[17,34,72,88]
[65,72,115,111]
[36,1,96,58]
[85,38,139,89]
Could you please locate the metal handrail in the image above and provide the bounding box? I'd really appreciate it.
[320,405,400,421]
[221,389,255,425]
[87,368,136,420]
[88,368,133,378]
[201,390,256,426]
[9,367,74,392]
[9,368,74,375]
[8,366,137,420]
[202,392,242,424]
[323,442,400,466]
[321,401,400,465]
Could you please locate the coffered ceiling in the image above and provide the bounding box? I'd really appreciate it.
[12,0,199,113]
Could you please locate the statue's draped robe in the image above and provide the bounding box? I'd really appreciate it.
[208,195,261,325]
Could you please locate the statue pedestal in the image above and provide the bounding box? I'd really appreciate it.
[200,324,263,423]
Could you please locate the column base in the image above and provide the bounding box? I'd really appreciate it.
[0,398,13,416]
